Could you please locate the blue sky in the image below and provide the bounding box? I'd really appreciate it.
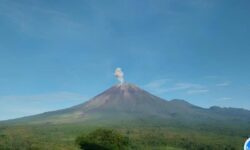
[0,0,250,120]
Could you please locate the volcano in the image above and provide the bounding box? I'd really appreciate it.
[3,83,250,129]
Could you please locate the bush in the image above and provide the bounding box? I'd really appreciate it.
[76,128,130,150]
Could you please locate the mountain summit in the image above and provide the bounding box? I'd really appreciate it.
[4,83,250,128]
[76,83,170,114]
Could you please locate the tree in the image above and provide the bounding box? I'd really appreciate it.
[76,128,129,150]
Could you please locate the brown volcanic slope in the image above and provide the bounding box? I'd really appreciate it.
[3,83,250,129]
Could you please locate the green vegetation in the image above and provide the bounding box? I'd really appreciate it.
[0,123,247,150]
[76,128,129,150]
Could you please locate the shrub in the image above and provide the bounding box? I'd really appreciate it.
[76,128,129,150]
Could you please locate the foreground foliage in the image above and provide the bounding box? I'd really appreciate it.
[76,128,129,150]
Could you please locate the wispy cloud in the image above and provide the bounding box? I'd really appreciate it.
[216,81,231,87]
[0,92,86,102]
[187,89,209,94]
[203,75,218,79]
[0,92,87,120]
[168,83,209,95]
[217,97,232,101]
[0,1,82,37]
[145,80,209,95]
[167,83,203,91]
[144,79,172,94]
[144,79,171,89]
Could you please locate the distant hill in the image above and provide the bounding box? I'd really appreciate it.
[2,83,250,130]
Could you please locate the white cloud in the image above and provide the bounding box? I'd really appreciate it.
[0,1,82,38]
[187,89,209,94]
[0,92,87,120]
[145,80,209,95]
[217,97,232,101]
[144,79,171,89]
[216,81,231,87]
[144,79,172,94]
[0,92,86,102]
[204,75,218,79]
[167,83,204,91]
[168,83,209,95]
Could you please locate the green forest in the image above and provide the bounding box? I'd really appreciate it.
[0,123,247,150]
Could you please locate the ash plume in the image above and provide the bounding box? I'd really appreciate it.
[114,67,124,84]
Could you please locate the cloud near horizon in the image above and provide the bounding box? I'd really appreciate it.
[145,80,209,95]
[0,92,87,120]
[0,92,86,102]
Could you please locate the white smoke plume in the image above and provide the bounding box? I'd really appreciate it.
[114,67,124,84]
